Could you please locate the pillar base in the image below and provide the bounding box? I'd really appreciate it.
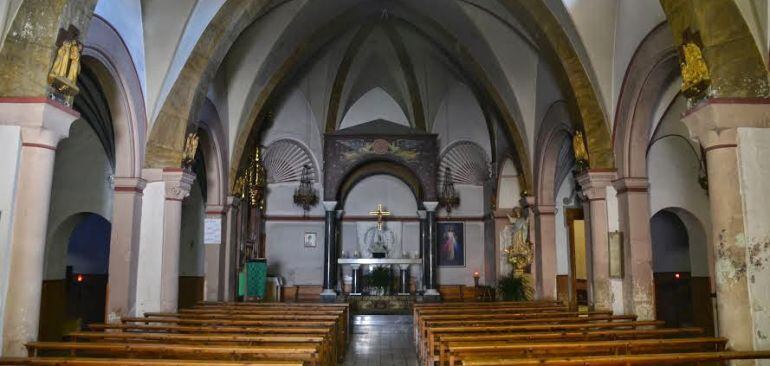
[320,289,337,303]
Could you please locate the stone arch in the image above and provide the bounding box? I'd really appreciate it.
[197,99,227,207]
[613,22,679,179]
[534,101,574,206]
[336,160,423,206]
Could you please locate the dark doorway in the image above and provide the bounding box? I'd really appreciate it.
[651,210,694,328]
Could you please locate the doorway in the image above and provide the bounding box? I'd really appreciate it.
[565,208,587,309]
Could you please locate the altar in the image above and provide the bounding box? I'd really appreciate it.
[338,258,422,295]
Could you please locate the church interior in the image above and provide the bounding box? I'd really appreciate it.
[1,0,770,365]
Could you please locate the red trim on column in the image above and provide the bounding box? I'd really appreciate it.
[22,142,57,151]
[587,197,606,202]
[0,97,80,117]
[206,210,226,215]
[163,167,185,172]
[114,186,143,193]
[704,144,738,153]
[166,197,183,202]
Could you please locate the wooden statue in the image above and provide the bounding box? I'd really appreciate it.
[181,132,199,167]
[50,40,71,79]
[67,41,83,83]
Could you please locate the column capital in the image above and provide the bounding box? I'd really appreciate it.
[335,209,344,219]
[0,99,80,147]
[226,195,241,207]
[683,98,770,148]
[163,169,195,201]
[206,204,226,216]
[416,210,427,219]
[423,201,439,211]
[322,201,338,211]
[612,177,649,195]
[576,170,616,200]
[113,177,146,194]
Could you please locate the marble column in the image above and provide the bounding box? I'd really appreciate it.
[683,101,770,360]
[220,197,240,301]
[135,168,195,314]
[106,177,146,323]
[204,205,226,301]
[576,170,615,312]
[0,100,78,356]
[534,205,557,300]
[321,201,338,300]
[613,177,655,320]
[423,202,440,298]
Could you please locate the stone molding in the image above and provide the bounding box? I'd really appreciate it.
[576,170,616,200]
[113,177,147,194]
[0,100,80,146]
[163,170,195,201]
[416,210,427,219]
[322,201,338,211]
[612,177,649,195]
[423,201,439,211]
[534,205,556,216]
[683,99,770,148]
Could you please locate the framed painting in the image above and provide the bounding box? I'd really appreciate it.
[438,222,465,267]
[304,232,317,248]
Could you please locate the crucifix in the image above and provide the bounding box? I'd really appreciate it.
[369,203,391,231]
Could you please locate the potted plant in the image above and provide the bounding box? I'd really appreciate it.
[497,273,533,301]
[366,266,392,296]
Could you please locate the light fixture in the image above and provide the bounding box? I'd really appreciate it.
[248,146,267,209]
[293,164,318,213]
[438,167,460,213]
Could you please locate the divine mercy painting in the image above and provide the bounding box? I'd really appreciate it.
[438,222,465,266]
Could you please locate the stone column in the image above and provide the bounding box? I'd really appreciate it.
[220,197,240,301]
[576,170,615,312]
[321,201,338,301]
[398,263,411,295]
[534,205,557,300]
[0,100,78,356]
[683,101,770,359]
[135,168,194,314]
[106,177,146,323]
[424,202,440,299]
[417,210,427,290]
[613,177,655,320]
[204,205,226,301]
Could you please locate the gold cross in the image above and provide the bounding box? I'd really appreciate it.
[369,204,391,230]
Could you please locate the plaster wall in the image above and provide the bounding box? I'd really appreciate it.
[433,82,492,158]
[179,182,205,277]
[460,2,538,157]
[94,0,146,93]
[264,221,325,286]
[496,159,520,210]
[737,127,770,354]
[0,0,22,50]
[0,125,21,351]
[44,120,114,280]
[339,88,409,129]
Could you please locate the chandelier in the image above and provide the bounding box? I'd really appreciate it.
[247,146,267,209]
[293,164,318,213]
[438,167,460,213]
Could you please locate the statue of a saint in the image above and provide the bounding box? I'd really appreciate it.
[50,41,71,79]
[67,41,83,83]
[504,206,533,273]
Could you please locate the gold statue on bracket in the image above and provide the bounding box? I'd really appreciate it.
[48,38,83,104]
[572,130,590,172]
[679,29,711,101]
[181,132,199,168]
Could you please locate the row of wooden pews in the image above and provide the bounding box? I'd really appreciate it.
[413,300,770,366]
[0,302,348,366]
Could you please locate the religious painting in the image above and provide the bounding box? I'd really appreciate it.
[303,232,317,248]
[438,222,465,267]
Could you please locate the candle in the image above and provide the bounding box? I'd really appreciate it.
[473,271,480,278]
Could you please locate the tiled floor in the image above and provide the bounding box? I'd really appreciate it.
[343,315,419,366]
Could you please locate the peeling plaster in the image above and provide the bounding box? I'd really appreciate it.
[715,230,747,283]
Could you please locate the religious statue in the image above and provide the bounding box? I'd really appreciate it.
[181,132,199,168]
[678,29,711,100]
[504,206,533,274]
[48,39,83,104]
[572,131,589,172]
[367,204,392,258]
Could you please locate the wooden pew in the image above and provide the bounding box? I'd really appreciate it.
[458,350,770,365]
[435,327,704,365]
[0,358,303,365]
[421,320,665,364]
[446,337,727,365]
[26,342,321,366]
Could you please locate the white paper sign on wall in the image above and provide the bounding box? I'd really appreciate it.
[204,218,222,244]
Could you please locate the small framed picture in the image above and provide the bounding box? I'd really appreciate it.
[304,232,317,248]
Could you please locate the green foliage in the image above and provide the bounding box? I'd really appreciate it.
[497,273,533,301]
[366,266,392,290]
